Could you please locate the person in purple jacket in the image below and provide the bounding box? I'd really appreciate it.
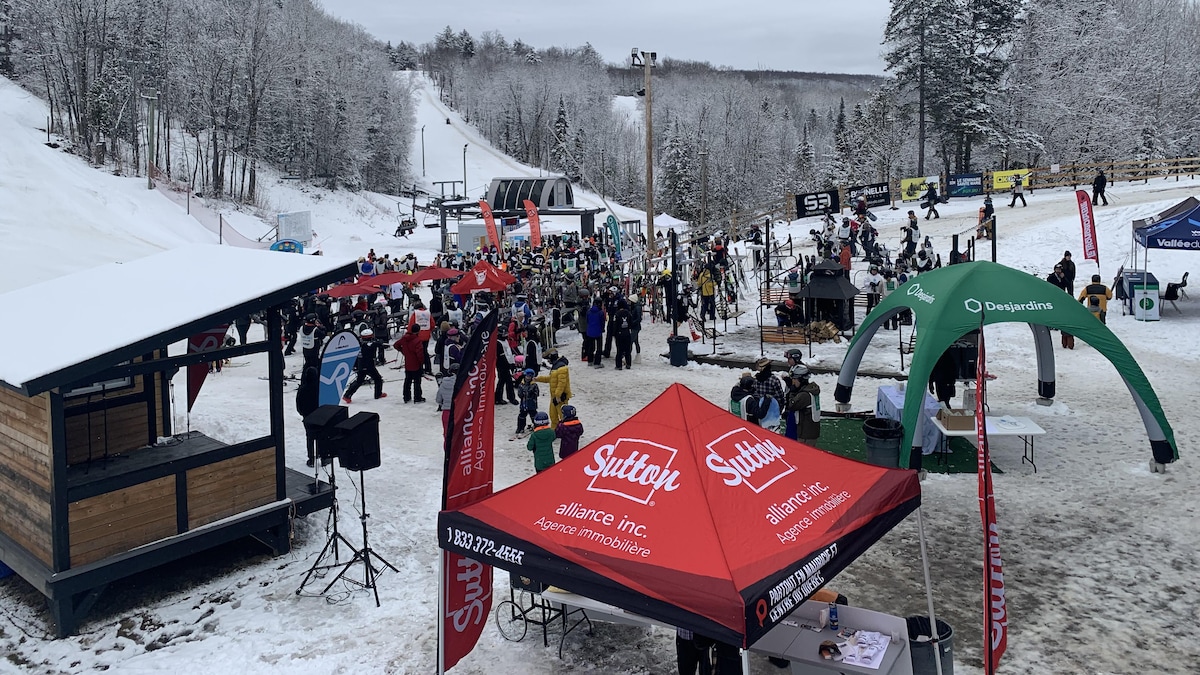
[555,405,585,460]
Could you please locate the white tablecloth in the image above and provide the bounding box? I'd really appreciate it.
[876,385,946,455]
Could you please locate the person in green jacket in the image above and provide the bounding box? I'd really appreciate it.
[526,411,556,473]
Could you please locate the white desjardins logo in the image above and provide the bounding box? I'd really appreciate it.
[906,283,936,304]
[582,439,681,504]
[964,298,1054,313]
[705,427,795,493]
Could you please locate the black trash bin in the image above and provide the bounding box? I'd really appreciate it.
[863,418,903,468]
[667,335,690,367]
[906,616,954,675]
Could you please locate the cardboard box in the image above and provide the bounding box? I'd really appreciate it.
[937,407,975,431]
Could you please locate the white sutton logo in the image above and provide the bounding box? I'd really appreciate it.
[705,427,795,493]
[582,439,682,505]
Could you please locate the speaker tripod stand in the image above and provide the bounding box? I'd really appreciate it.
[295,466,356,595]
[318,469,397,606]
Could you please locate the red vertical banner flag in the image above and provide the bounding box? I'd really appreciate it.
[522,198,542,249]
[1075,190,1100,266]
[439,310,499,672]
[975,328,1008,673]
[186,324,229,412]
[478,200,501,250]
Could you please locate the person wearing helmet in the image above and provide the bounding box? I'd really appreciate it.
[602,287,624,360]
[536,350,572,428]
[526,411,557,472]
[555,405,585,460]
[435,362,460,433]
[862,264,885,313]
[586,296,607,367]
[342,328,387,403]
[783,364,821,441]
[407,300,433,374]
[627,293,644,360]
[298,312,327,370]
[784,349,805,369]
[284,299,304,356]
[395,323,426,403]
[513,369,541,439]
[1078,273,1112,323]
[612,297,635,370]
[729,373,761,424]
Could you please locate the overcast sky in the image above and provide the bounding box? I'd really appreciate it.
[321,0,891,75]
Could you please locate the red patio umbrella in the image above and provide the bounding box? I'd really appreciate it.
[439,384,921,648]
[449,260,516,294]
[406,265,467,284]
[323,280,383,298]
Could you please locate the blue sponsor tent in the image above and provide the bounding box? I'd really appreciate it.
[1133,197,1200,250]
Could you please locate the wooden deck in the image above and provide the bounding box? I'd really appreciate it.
[286,468,335,518]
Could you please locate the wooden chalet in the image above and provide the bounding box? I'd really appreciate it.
[0,245,357,636]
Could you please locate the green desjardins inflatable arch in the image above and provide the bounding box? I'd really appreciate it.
[834,261,1177,469]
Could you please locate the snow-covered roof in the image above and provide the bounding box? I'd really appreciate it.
[0,245,357,395]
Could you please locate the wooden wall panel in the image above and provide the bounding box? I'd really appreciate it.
[64,403,151,466]
[187,449,276,530]
[154,372,170,438]
[68,476,177,567]
[0,389,53,565]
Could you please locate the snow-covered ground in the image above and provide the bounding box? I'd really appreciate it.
[1,72,1199,674]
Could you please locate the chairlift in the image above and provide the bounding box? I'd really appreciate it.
[394,202,416,239]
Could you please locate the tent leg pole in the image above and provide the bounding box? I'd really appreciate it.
[437,551,446,675]
[917,507,945,675]
[741,648,750,674]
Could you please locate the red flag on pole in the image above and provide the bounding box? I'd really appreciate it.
[522,199,542,249]
[479,200,501,250]
[976,328,1008,673]
[439,310,499,672]
[186,324,229,412]
[1075,190,1100,267]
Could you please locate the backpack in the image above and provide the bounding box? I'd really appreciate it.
[1088,295,1101,312]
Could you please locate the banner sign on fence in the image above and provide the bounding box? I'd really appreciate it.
[795,189,840,219]
[899,177,936,202]
[992,170,1029,192]
[948,173,985,198]
[846,182,891,209]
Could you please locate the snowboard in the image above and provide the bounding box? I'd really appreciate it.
[866,210,878,222]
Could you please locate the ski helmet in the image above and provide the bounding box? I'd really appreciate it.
[784,349,804,362]
[789,364,810,379]
[534,411,550,425]
[360,328,374,338]
[561,405,577,420]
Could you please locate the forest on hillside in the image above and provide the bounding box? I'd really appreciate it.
[2,0,1199,223]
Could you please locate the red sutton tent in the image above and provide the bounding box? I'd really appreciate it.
[449,260,517,295]
[438,384,921,648]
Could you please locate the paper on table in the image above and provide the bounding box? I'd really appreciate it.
[840,631,891,669]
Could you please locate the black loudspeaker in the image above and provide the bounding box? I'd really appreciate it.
[303,405,349,460]
[333,411,381,471]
